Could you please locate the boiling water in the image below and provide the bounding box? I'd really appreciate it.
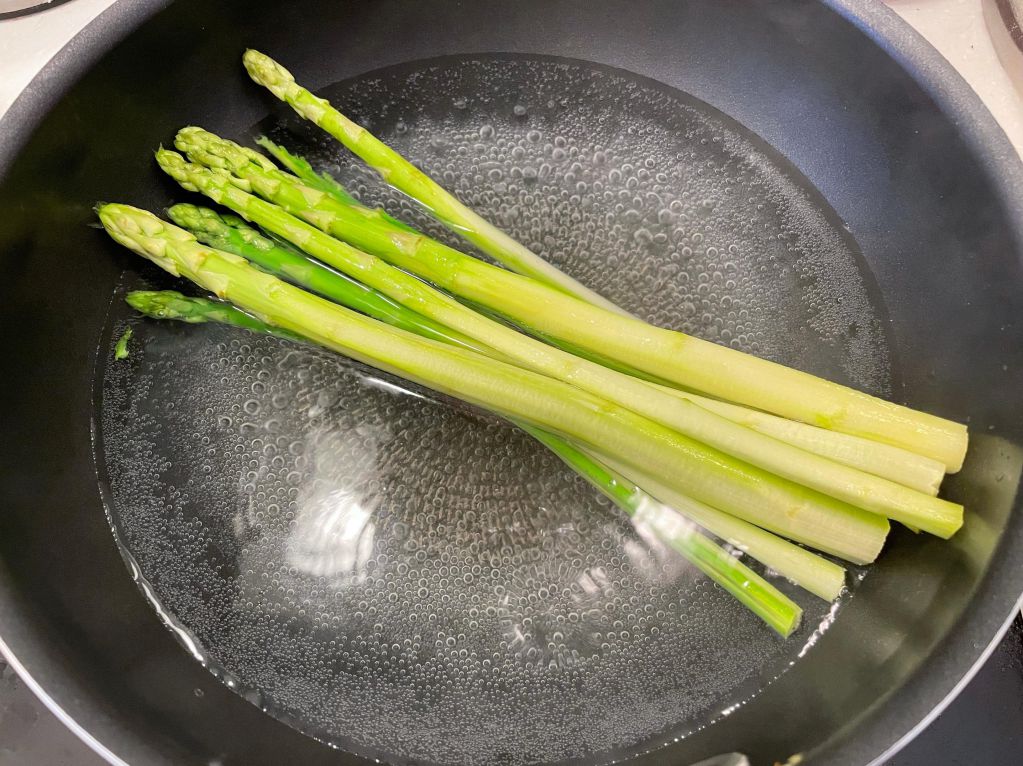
[97,57,890,764]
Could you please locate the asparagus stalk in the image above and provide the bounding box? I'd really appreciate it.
[594,455,846,601]
[532,433,844,603]
[165,138,961,537]
[142,211,847,593]
[242,49,630,316]
[125,289,303,340]
[165,203,491,356]
[240,144,947,494]
[667,389,945,495]
[176,122,968,472]
[125,289,807,633]
[255,136,360,205]
[159,208,850,594]
[255,137,417,234]
[104,201,890,563]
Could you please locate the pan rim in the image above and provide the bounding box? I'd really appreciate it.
[0,1,1020,765]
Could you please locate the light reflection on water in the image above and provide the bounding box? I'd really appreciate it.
[281,425,385,581]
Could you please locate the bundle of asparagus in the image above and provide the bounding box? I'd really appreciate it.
[97,50,969,637]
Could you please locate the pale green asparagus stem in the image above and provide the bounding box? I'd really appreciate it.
[166,203,493,356]
[596,455,846,601]
[178,121,967,473]
[242,49,630,316]
[167,135,961,537]
[668,389,945,495]
[105,200,890,563]
[128,287,844,602]
[215,140,947,494]
[255,136,418,233]
[125,290,806,631]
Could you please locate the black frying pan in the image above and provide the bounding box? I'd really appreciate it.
[1,1,1022,765]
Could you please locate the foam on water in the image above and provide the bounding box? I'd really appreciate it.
[97,56,889,765]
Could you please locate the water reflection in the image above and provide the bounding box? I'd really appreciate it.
[285,493,377,580]
[285,424,389,581]
[230,422,389,585]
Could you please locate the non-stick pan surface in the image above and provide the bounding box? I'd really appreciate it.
[1,2,1022,765]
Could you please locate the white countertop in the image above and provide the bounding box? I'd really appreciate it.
[0,0,116,117]
[887,0,1023,155]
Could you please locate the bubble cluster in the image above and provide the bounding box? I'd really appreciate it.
[98,56,887,765]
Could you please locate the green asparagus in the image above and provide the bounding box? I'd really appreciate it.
[242,142,948,495]
[177,116,968,471]
[126,288,811,633]
[242,49,630,315]
[164,137,961,537]
[83,46,977,641]
[105,200,891,563]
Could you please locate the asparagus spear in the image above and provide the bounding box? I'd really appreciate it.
[665,389,945,496]
[255,136,360,204]
[235,144,948,494]
[157,209,847,597]
[165,203,490,356]
[164,139,961,537]
[531,433,845,603]
[104,201,889,563]
[255,136,417,234]
[137,219,848,599]
[242,49,630,316]
[125,289,811,632]
[125,289,303,339]
[175,123,968,473]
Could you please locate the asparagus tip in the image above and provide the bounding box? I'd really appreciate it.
[155,148,218,198]
[167,202,221,232]
[168,200,273,254]
[175,126,278,175]
[126,289,193,320]
[243,49,295,96]
[155,147,188,181]
[98,203,193,276]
